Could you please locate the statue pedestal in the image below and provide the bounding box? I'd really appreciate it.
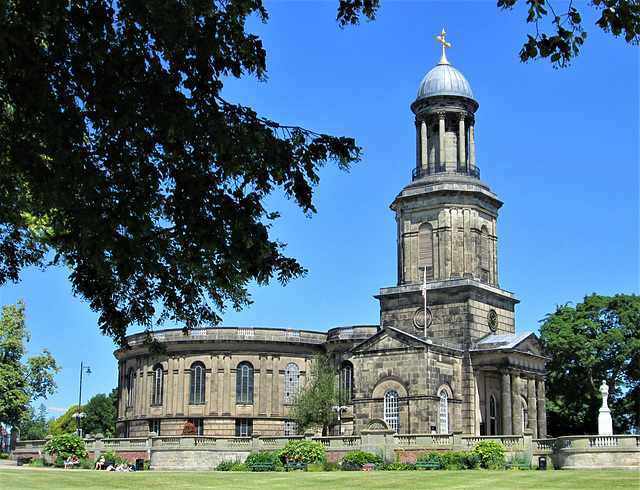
[598,407,613,435]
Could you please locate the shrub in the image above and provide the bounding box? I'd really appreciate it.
[53,455,65,468]
[458,451,481,470]
[181,422,197,435]
[78,457,94,469]
[473,441,506,469]
[341,450,382,466]
[323,461,340,471]
[378,461,414,470]
[28,457,47,467]
[216,460,244,471]
[416,451,440,464]
[280,440,325,464]
[0,453,8,459]
[101,449,129,467]
[144,459,151,470]
[244,451,282,471]
[44,433,88,458]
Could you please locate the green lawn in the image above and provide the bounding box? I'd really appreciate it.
[2,469,639,489]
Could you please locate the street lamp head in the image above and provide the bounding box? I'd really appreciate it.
[86,367,92,375]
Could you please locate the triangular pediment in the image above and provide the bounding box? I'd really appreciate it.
[350,326,427,354]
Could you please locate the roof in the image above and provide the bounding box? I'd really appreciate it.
[416,63,474,101]
[474,332,535,350]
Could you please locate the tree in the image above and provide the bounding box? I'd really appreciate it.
[48,405,80,436]
[290,354,338,435]
[82,389,118,437]
[0,300,60,428]
[17,403,50,440]
[0,0,360,350]
[540,293,640,436]
[341,1,639,68]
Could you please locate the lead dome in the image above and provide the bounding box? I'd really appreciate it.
[416,63,474,101]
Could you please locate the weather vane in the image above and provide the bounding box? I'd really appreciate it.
[437,28,451,65]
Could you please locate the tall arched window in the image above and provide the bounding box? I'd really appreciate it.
[439,390,449,434]
[340,362,354,403]
[127,368,135,407]
[151,364,163,405]
[190,362,205,404]
[489,395,497,435]
[384,390,399,433]
[284,363,300,404]
[522,399,528,433]
[419,224,434,280]
[236,361,254,404]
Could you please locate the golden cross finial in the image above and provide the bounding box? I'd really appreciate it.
[436,28,451,65]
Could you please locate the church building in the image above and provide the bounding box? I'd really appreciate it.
[114,33,550,439]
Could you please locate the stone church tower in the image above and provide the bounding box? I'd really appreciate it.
[376,34,518,345]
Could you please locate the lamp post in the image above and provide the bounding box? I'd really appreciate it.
[75,361,91,437]
[332,405,348,435]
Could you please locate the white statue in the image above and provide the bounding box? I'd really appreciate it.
[598,380,613,435]
[599,380,609,409]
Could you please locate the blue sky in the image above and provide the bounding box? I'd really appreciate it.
[1,1,638,421]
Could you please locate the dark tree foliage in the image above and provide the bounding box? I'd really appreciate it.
[540,294,640,436]
[0,0,360,349]
[83,389,118,437]
[342,0,639,67]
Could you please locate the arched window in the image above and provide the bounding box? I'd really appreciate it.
[127,368,135,407]
[284,363,300,404]
[384,390,399,433]
[522,399,528,433]
[489,395,497,435]
[236,361,254,404]
[151,364,163,405]
[340,362,354,403]
[419,224,434,280]
[439,390,449,434]
[190,362,205,404]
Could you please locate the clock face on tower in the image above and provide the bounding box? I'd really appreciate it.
[488,309,498,332]
[413,307,432,330]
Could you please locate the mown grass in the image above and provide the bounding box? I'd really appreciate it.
[2,468,639,489]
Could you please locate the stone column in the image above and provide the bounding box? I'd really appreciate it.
[511,371,522,435]
[258,356,267,416]
[469,124,475,169]
[421,120,429,173]
[182,358,190,415]
[222,355,231,415]
[536,377,547,438]
[438,111,446,170]
[271,357,280,416]
[501,371,511,435]
[165,358,174,415]
[415,121,421,168]
[527,376,538,438]
[210,355,218,415]
[458,115,466,170]
[176,357,185,415]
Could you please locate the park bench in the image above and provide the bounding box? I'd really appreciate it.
[16,457,32,466]
[415,461,439,470]
[252,462,274,471]
[505,460,531,469]
[101,460,115,470]
[285,462,308,471]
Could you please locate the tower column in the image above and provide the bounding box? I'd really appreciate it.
[501,370,512,435]
[469,124,475,169]
[438,110,446,170]
[458,115,466,170]
[415,121,421,169]
[421,120,428,173]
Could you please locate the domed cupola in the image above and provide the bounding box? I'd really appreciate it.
[410,29,479,181]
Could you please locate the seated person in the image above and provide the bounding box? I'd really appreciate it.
[64,456,79,469]
[94,455,106,470]
[115,463,129,472]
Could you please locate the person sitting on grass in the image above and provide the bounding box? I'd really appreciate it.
[115,463,129,472]
[94,455,105,470]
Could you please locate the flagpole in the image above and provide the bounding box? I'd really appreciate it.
[422,267,428,339]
